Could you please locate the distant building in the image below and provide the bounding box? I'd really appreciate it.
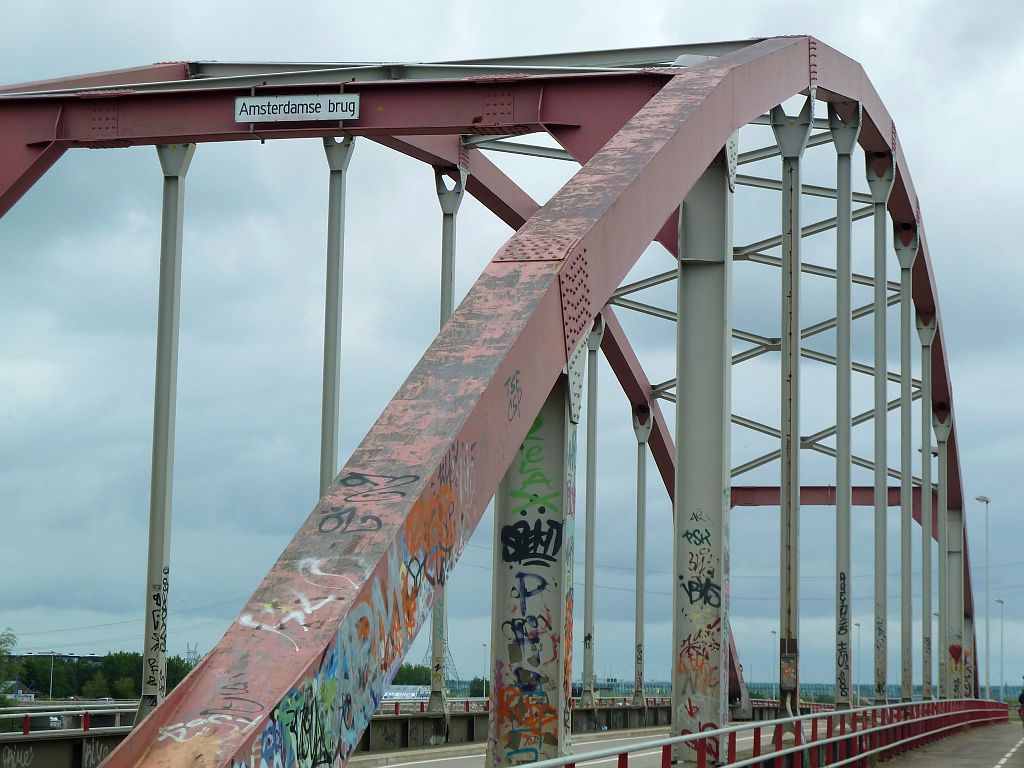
[3,680,37,702]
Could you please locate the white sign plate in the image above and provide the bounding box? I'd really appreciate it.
[234,94,359,123]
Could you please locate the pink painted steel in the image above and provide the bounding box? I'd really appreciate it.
[0,36,976,767]
[0,62,190,95]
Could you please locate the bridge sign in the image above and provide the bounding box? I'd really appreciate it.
[234,93,359,122]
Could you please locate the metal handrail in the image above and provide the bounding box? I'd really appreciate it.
[522,698,1007,768]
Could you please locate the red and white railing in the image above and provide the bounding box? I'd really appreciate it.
[525,699,1007,768]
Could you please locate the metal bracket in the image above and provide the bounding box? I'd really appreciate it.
[894,223,919,270]
[916,314,936,345]
[827,102,861,156]
[866,151,895,203]
[156,143,195,177]
[324,135,355,171]
[587,313,605,351]
[770,92,814,159]
[932,406,952,440]
[632,402,653,443]
[566,334,587,424]
[435,166,468,215]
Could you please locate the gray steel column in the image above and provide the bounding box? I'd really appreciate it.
[948,506,965,697]
[487,360,582,767]
[866,152,895,704]
[137,143,195,721]
[429,166,467,714]
[829,103,860,710]
[319,136,355,498]
[673,139,734,767]
[933,409,952,697]
[895,227,918,701]
[632,404,653,708]
[771,97,812,719]
[917,315,936,699]
[581,316,606,709]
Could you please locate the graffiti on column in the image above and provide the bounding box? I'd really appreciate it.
[949,638,964,698]
[875,614,886,699]
[145,566,169,696]
[492,411,572,766]
[677,504,727,761]
[836,570,850,701]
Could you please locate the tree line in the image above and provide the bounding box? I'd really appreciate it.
[1,629,196,703]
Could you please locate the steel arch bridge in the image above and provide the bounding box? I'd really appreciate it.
[0,37,980,767]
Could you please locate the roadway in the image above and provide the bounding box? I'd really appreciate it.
[350,726,778,768]
[886,720,1024,766]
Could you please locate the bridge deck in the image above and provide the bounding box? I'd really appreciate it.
[886,721,1022,767]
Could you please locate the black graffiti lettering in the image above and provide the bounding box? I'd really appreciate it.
[500,519,563,567]
[505,370,523,422]
[333,472,419,501]
[318,505,383,535]
[680,576,722,608]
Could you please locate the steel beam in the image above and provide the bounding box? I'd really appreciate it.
[319,137,355,498]
[934,411,952,697]
[580,316,605,709]
[673,141,734,766]
[918,315,937,698]
[632,405,653,708]
[771,95,812,719]
[866,150,895,704]
[429,164,468,714]
[947,505,965,697]
[829,102,860,710]
[488,373,579,766]
[136,143,195,722]
[895,225,919,701]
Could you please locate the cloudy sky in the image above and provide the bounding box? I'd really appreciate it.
[1,0,1022,698]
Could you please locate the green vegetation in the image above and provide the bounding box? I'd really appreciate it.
[0,628,18,707]
[15,650,197,700]
[391,663,431,686]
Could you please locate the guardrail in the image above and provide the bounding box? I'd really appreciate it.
[373,696,673,716]
[522,698,1007,768]
[0,707,136,735]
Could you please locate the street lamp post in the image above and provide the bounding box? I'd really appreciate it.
[482,643,488,699]
[976,495,991,699]
[770,629,777,702]
[996,599,1005,702]
[854,623,861,705]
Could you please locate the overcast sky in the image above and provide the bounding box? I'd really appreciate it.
[1,0,1022,697]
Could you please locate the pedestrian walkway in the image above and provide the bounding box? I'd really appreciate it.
[887,721,1022,766]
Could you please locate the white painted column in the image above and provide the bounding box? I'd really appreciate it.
[866,152,895,704]
[673,139,734,766]
[319,136,355,497]
[771,97,813,720]
[137,143,195,721]
[933,410,952,697]
[487,353,583,767]
[430,166,467,714]
[895,227,918,701]
[829,102,860,710]
[581,317,605,709]
[917,315,936,699]
[632,404,653,708]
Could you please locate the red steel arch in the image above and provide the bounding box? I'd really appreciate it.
[0,36,973,766]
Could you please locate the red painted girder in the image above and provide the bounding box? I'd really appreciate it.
[0,62,190,95]
[99,36,969,765]
[0,72,665,219]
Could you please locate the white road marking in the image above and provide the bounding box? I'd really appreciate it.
[991,735,1024,768]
